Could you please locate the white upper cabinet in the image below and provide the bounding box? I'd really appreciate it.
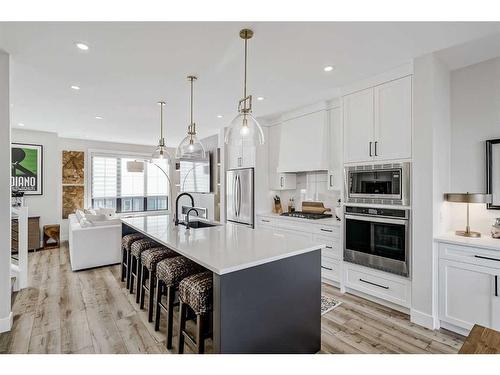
[374,76,412,161]
[343,75,412,164]
[278,110,329,172]
[327,106,343,191]
[227,144,255,169]
[343,87,375,163]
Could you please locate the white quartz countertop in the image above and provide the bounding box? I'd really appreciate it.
[257,212,341,226]
[435,232,500,252]
[122,215,325,275]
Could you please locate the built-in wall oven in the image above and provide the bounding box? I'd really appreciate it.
[344,206,410,277]
[345,162,410,206]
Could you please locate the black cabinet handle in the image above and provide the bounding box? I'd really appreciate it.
[474,255,500,262]
[261,219,270,223]
[374,141,378,156]
[369,141,372,157]
[359,278,389,290]
[495,275,498,297]
[326,246,333,249]
[329,174,333,187]
[320,228,333,233]
[321,266,333,271]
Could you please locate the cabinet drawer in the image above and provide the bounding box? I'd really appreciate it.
[315,234,341,260]
[439,242,500,270]
[312,225,340,238]
[345,264,410,307]
[321,258,341,282]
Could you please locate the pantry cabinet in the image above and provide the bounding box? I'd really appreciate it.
[437,239,500,333]
[343,75,412,163]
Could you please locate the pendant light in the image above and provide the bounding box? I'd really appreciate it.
[175,76,206,159]
[225,28,265,146]
[152,101,171,161]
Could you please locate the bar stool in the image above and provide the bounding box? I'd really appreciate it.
[139,246,178,322]
[121,233,144,284]
[177,271,213,354]
[129,238,159,301]
[155,257,204,349]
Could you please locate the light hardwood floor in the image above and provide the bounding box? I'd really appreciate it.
[0,245,464,354]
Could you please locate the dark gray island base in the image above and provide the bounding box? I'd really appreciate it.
[122,220,322,354]
[213,249,321,353]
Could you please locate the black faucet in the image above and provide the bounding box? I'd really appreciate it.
[185,208,199,230]
[175,192,195,226]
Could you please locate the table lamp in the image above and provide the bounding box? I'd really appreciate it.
[444,192,492,237]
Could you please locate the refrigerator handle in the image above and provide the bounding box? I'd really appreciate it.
[233,174,238,217]
[237,174,242,218]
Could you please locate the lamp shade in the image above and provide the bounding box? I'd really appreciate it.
[126,160,145,173]
[225,112,265,147]
[175,134,206,159]
[444,192,492,204]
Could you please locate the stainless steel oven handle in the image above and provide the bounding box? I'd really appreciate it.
[345,214,408,225]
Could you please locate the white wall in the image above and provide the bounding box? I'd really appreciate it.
[0,50,12,332]
[11,129,175,241]
[449,57,500,233]
[411,53,451,329]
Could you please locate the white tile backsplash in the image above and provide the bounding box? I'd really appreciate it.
[272,171,340,212]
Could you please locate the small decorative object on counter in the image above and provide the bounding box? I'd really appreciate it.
[273,195,283,214]
[492,218,500,239]
[288,197,296,213]
[335,199,342,221]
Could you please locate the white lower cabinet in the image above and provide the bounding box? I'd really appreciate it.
[438,241,500,333]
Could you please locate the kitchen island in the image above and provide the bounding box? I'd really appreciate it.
[121,214,323,354]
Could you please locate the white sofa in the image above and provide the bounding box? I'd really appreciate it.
[68,212,122,271]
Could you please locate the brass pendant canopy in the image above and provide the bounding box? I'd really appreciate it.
[176,76,206,159]
[225,28,265,147]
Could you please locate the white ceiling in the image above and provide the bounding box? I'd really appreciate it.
[1,22,500,147]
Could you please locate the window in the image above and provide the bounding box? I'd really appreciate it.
[90,153,169,213]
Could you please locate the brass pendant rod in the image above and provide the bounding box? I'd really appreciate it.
[159,101,164,140]
[243,35,248,100]
[190,77,194,128]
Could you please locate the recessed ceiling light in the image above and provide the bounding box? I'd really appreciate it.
[217,115,223,118]
[257,96,265,101]
[75,42,89,51]
[95,116,103,120]
[71,85,80,90]
[324,66,334,72]
[18,123,25,127]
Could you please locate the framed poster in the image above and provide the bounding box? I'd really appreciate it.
[11,143,43,195]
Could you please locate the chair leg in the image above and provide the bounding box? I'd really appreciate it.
[126,251,132,289]
[129,256,136,294]
[166,286,175,349]
[154,278,163,331]
[121,248,126,282]
[135,259,142,303]
[196,314,205,354]
[148,270,156,322]
[177,301,186,354]
[140,266,147,310]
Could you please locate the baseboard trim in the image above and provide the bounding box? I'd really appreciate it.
[0,312,13,333]
[410,308,438,330]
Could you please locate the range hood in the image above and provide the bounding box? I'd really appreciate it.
[277,110,329,173]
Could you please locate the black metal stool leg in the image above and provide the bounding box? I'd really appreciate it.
[135,259,142,303]
[166,286,175,349]
[148,271,156,322]
[140,266,147,310]
[121,248,127,282]
[196,314,205,354]
[129,256,135,294]
[154,278,163,331]
[126,251,132,290]
[177,301,186,354]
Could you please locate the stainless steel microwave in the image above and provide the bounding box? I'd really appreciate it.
[345,162,410,206]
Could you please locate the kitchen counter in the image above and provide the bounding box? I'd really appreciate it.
[257,212,341,226]
[121,214,322,353]
[435,232,500,252]
[122,214,324,275]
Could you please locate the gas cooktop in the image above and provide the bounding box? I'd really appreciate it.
[280,211,333,220]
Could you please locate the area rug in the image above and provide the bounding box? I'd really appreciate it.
[321,295,342,315]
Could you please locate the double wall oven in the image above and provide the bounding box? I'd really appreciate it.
[344,162,411,277]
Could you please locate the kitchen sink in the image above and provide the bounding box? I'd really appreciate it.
[180,220,219,229]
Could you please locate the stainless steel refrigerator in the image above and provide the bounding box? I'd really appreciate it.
[226,168,254,228]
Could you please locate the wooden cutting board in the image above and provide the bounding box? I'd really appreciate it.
[302,201,331,214]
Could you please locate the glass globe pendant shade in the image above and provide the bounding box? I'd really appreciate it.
[151,140,171,162]
[225,112,265,147]
[175,133,206,159]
